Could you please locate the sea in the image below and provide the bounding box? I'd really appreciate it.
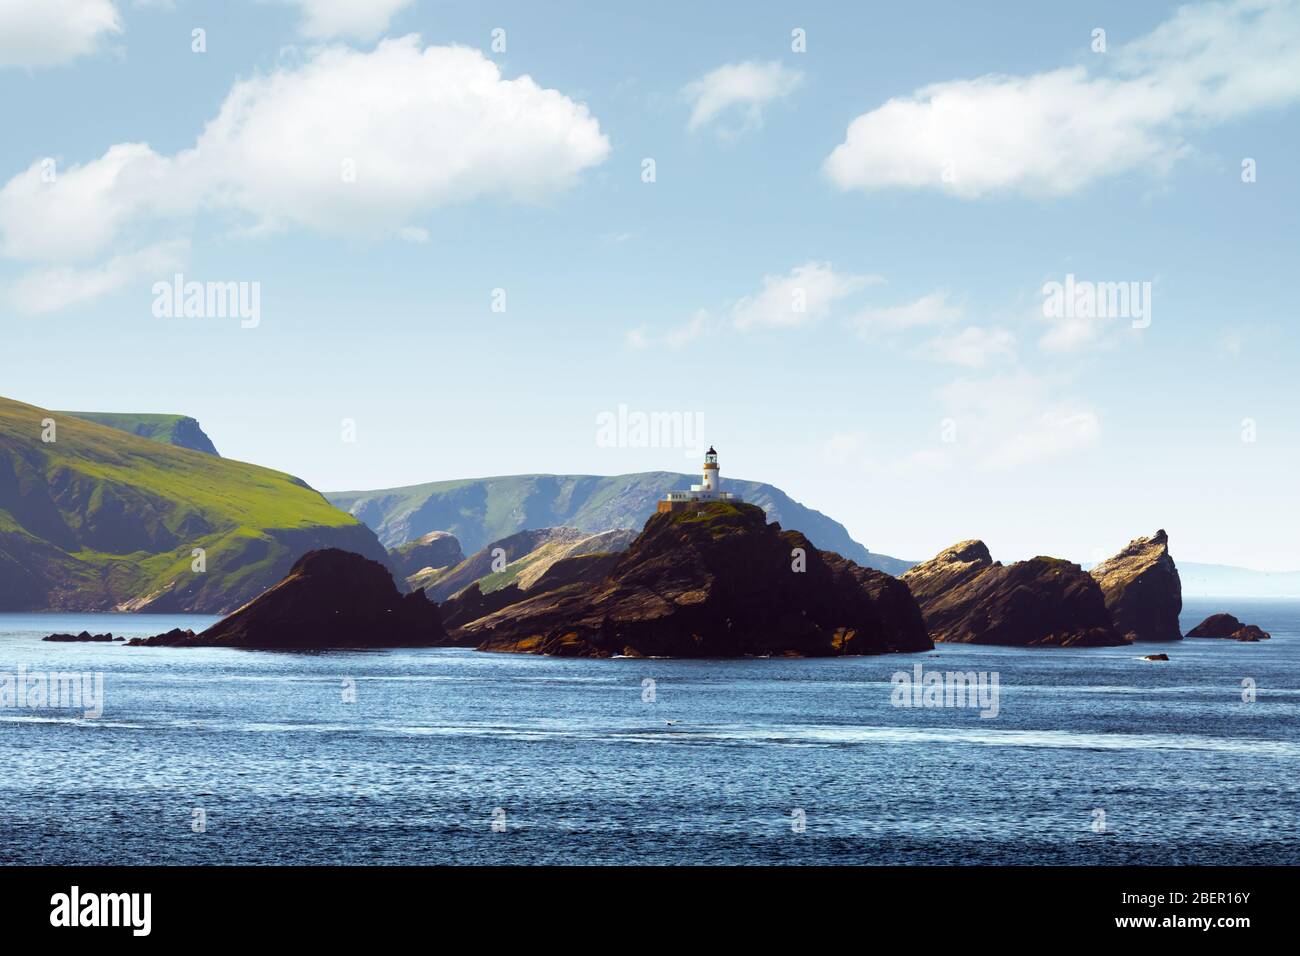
[1,598,1296,865]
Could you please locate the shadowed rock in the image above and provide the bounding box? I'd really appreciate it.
[457,501,932,658]
[129,549,445,649]
[389,530,465,581]
[1090,530,1183,641]
[43,631,119,642]
[438,551,621,631]
[902,541,1126,647]
[1187,613,1271,641]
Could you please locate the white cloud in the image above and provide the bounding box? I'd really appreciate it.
[627,309,717,350]
[936,372,1100,470]
[1039,312,1117,353]
[683,60,803,133]
[916,326,1017,367]
[7,239,186,314]
[732,261,878,330]
[0,37,610,311]
[189,38,609,235]
[0,0,121,69]
[277,0,414,41]
[396,225,429,243]
[851,291,1015,367]
[0,143,178,262]
[851,290,961,335]
[825,0,1300,197]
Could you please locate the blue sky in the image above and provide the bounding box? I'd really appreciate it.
[2,0,1298,569]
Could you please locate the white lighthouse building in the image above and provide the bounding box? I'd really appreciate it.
[657,446,740,513]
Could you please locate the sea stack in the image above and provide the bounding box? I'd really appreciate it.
[1089,530,1183,641]
[901,541,1126,647]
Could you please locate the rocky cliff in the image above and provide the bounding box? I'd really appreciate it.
[902,541,1125,647]
[411,527,634,600]
[1089,530,1183,641]
[389,530,465,580]
[457,501,932,658]
[438,551,622,630]
[327,472,914,574]
[131,549,445,648]
[60,411,220,455]
[0,395,391,613]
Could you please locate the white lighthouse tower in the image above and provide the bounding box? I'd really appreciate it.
[695,447,719,495]
[658,446,739,513]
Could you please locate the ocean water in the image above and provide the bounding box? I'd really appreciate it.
[1,598,1296,865]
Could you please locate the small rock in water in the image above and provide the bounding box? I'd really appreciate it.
[42,630,116,643]
[1142,653,1169,661]
[1186,613,1271,641]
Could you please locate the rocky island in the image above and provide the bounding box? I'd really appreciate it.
[901,540,1125,647]
[454,500,932,658]
[1186,613,1271,641]
[43,631,122,643]
[130,549,446,648]
[1089,530,1183,641]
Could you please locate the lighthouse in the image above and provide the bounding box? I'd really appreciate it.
[657,446,739,513]
[701,447,718,492]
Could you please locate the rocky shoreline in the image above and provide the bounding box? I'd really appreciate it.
[40,509,1274,659]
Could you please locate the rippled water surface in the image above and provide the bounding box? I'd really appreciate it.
[2,598,1296,864]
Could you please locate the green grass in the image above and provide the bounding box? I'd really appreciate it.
[0,394,370,610]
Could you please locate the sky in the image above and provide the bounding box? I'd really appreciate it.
[1,0,1298,570]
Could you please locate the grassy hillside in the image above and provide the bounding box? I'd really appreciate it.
[58,411,220,455]
[0,395,386,612]
[330,472,914,575]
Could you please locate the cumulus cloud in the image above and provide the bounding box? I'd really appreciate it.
[825,0,1300,197]
[683,60,803,133]
[0,37,610,311]
[0,144,178,262]
[732,261,879,330]
[0,0,121,69]
[277,0,414,41]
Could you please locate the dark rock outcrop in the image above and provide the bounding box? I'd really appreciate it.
[1143,653,1170,661]
[43,631,120,642]
[1089,530,1183,641]
[457,501,932,658]
[389,531,464,580]
[1187,613,1271,641]
[129,549,446,649]
[902,541,1126,647]
[438,552,621,631]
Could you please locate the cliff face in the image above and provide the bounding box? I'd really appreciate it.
[456,501,932,658]
[60,411,221,455]
[327,472,913,574]
[1090,530,1183,641]
[389,530,464,580]
[409,527,634,601]
[133,549,445,648]
[902,542,1125,647]
[438,551,621,631]
[0,395,390,613]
